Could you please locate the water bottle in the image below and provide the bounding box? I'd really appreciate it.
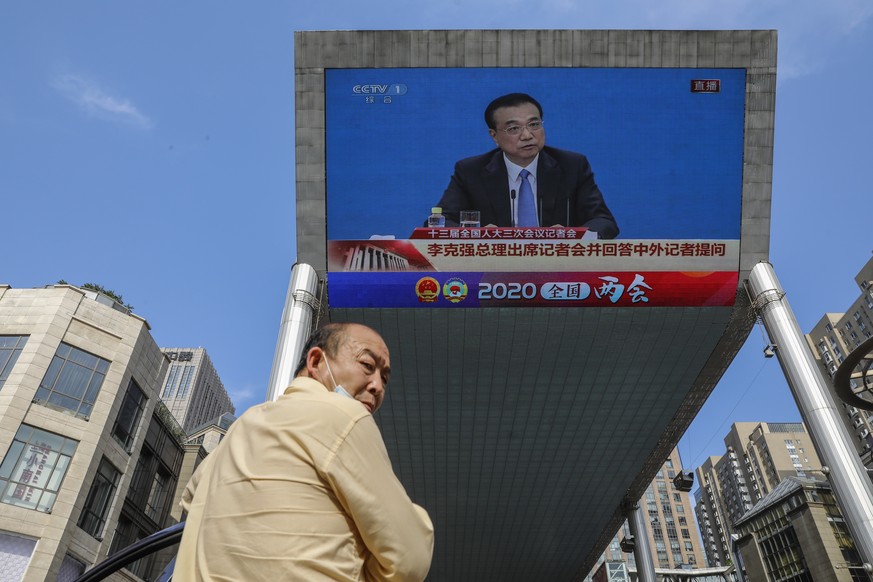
[428,207,446,227]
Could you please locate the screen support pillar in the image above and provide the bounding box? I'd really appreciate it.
[748,261,873,572]
[627,501,657,582]
[266,263,320,402]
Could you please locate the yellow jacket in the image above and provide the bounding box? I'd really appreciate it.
[175,377,433,581]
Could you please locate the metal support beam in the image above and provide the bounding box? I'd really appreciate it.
[266,263,320,402]
[729,534,747,582]
[626,501,656,582]
[748,261,873,572]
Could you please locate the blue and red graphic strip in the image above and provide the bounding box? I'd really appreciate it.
[328,271,739,308]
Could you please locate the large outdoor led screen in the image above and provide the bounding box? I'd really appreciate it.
[326,67,746,308]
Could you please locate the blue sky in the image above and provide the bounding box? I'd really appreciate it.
[3,2,872,476]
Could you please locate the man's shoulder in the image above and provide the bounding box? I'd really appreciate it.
[455,148,502,169]
[541,146,589,165]
[252,378,373,426]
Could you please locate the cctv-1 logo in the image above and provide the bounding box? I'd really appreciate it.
[352,84,408,95]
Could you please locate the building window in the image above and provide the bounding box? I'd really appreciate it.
[0,335,28,388]
[162,364,181,398]
[176,366,196,399]
[58,553,87,581]
[35,342,109,420]
[0,531,37,581]
[0,424,78,512]
[108,513,150,579]
[759,525,811,581]
[145,469,170,521]
[112,378,147,452]
[78,457,121,539]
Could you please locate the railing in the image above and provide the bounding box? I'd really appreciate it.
[74,522,183,582]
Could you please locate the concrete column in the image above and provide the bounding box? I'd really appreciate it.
[266,263,320,402]
[748,261,873,572]
[627,501,657,582]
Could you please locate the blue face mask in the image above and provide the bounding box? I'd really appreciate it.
[324,355,354,399]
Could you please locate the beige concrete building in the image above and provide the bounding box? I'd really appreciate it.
[166,413,235,525]
[694,421,821,568]
[590,447,707,577]
[695,456,732,567]
[158,347,234,433]
[734,477,870,581]
[806,255,873,466]
[0,285,191,581]
[185,411,235,455]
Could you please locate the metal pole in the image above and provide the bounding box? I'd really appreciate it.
[729,534,747,582]
[627,502,657,582]
[748,261,873,571]
[266,263,320,402]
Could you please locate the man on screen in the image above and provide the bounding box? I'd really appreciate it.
[432,93,619,239]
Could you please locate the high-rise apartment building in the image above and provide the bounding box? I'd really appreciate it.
[694,421,821,567]
[695,455,732,567]
[590,447,706,578]
[158,347,234,433]
[806,254,873,466]
[0,285,191,581]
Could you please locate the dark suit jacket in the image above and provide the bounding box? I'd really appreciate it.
[433,146,619,239]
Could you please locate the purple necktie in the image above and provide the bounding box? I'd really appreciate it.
[517,169,537,227]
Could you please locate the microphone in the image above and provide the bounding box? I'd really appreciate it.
[566,197,570,227]
[510,189,517,227]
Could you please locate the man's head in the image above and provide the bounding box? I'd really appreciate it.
[485,93,546,167]
[294,323,391,414]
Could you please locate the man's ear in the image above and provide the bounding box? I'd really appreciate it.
[488,129,498,146]
[305,347,325,382]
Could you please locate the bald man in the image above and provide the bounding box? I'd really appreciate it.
[176,323,433,581]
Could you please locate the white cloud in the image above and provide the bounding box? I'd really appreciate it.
[228,384,260,412]
[52,74,153,129]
